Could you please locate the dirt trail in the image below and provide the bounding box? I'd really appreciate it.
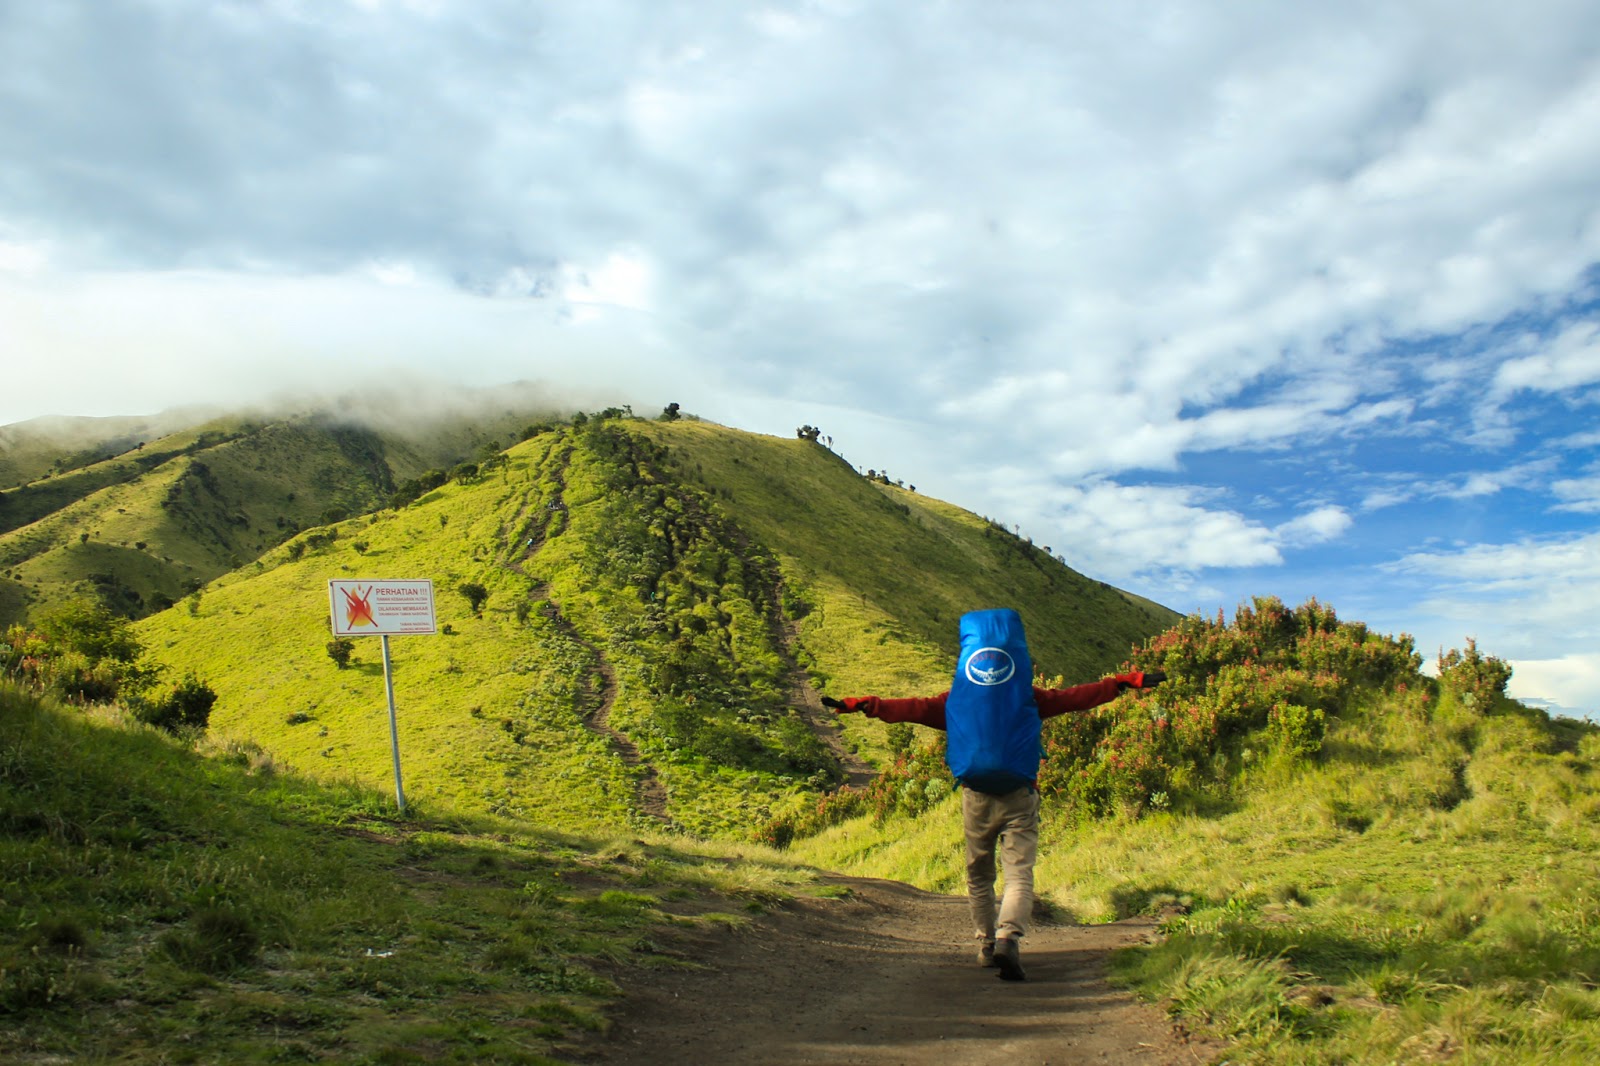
[505,446,671,823]
[573,876,1222,1066]
[778,613,875,789]
[556,602,671,823]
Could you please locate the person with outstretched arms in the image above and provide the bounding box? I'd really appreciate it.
[824,608,1165,982]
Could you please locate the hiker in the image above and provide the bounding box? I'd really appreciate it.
[822,608,1165,982]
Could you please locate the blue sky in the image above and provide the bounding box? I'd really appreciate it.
[2,0,1597,717]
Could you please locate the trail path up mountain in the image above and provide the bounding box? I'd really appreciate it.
[778,607,875,788]
[574,876,1222,1066]
[505,445,670,824]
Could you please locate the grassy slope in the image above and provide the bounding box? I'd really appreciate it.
[0,419,378,625]
[0,409,551,628]
[138,438,647,833]
[21,412,1600,1062]
[0,681,824,1065]
[0,411,211,490]
[134,417,1178,838]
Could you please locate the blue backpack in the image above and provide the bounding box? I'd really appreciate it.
[944,608,1040,794]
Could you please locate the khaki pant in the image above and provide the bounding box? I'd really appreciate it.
[962,784,1040,942]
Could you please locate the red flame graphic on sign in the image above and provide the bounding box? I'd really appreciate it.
[341,585,377,628]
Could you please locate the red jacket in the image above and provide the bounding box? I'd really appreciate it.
[848,675,1139,730]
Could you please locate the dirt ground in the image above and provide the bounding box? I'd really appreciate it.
[569,876,1226,1066]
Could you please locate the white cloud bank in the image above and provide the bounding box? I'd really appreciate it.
[2,0,1599,714]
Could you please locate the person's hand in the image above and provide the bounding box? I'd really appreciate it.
[1114,670,1167,691]
[821,696,877,714]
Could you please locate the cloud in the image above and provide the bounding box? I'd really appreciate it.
[2,0,1599,716]
[1507,653,1600,720]
[0,267,684,422]
[1392,531,1600,591]
[1357,457,1561,511]
[5,1,1600,458]
[1042,482,1283,573]
[1384,530,1600,714]
[954,479,1356,598]
[1552,475,1600,513]
[1493,320,1600,395]
[1275,506,1352,547]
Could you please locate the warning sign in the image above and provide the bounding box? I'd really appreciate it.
[329,580,437,637]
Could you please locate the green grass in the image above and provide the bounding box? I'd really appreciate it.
[632,419,1176,766]
[0,680,824,1064]
[138,448,647,833]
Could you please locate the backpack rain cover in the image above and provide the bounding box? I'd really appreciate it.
[944,608,1040,794]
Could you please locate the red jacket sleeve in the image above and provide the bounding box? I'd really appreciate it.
[854,679,1124,728]
[862,692,949,730]
[1033,679,1123,719]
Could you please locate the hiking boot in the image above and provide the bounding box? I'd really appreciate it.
[993,936,1027,981]
[977,939,996,967]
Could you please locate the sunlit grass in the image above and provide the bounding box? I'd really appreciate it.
[0,681,828,1063]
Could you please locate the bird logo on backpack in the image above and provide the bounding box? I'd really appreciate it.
[965,647,1016,686]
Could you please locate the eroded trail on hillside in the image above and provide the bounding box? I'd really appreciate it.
[778,609,875,788]
[550,598,671,823]
[572,877,1222,1066]
[505,444,671,824]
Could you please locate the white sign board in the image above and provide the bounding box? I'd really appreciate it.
[329,579,437,637]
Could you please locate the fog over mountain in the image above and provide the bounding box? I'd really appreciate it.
[2,0,1597,716]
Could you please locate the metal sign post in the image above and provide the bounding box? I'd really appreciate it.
[328,580,437,816]
[380,634,406,814]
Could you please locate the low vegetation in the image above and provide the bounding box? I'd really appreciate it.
[0,679,823,1064]
[790,598,1600,1064]
[126,411,1174,839]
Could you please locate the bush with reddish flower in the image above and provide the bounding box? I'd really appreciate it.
[1035,596,1424,818]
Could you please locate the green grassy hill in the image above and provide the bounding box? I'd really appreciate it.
[0,398,565,627]
[0,410,215,490]
[129,412,1178,839]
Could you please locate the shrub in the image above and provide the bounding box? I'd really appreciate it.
[134,674,218,734]
[326,638,355,669]
[34,602,142,663]
[755,738,950,845]
[1039,596,1426,819]
[1266,702,1325,759]
[3,607,151,704]
[459,582,489,615]
[1437,638,1512,712]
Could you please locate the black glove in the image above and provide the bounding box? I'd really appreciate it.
[1114,670,1167,691]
